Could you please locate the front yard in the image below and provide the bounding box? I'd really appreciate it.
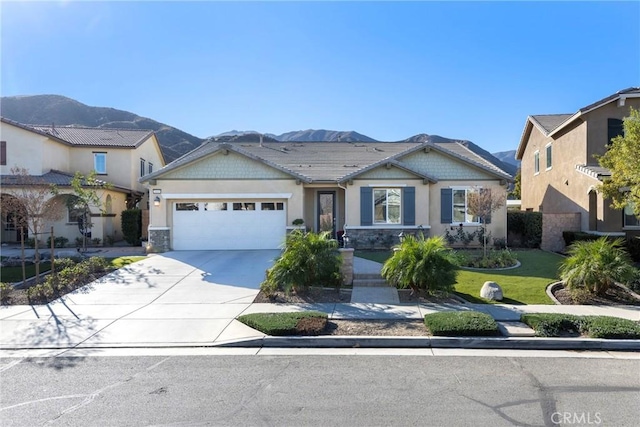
[356,249,563,305]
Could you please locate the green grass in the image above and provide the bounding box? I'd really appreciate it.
[521,313,640,339]
[423,311,500,336]
[454,250,563,305]
[0,256,145,283]
[237,311,328,336]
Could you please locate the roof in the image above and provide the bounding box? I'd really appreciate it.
[1,117,154,148]
[516,87,640,160]
[142,139,514,184]
[1,170,132,193]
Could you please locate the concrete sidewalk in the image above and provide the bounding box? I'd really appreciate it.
[1,251,639,352]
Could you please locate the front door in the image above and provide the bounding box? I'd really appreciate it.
[317,191,336,238]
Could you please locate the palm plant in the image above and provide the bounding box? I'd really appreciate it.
[381,235,459,295]
[559,237,636,296]
[262,230,342,294]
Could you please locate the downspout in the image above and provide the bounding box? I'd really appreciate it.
[337,181,348,243]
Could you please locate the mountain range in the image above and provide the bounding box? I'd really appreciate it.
[0,95,519,173]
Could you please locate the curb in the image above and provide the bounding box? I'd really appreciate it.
[216,336,640,351]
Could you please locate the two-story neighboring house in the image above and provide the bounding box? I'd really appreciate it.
[1,117,165,245]
[515,87,640,251]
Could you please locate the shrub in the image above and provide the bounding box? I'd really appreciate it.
[562,231,600,248]
[559,237,636,295]
[91,238,101,246]
[262,230,341,294]
[521,313,640,339]
[25,237,37,248]
[459,248,517,269]
[0,283,13,303]
[121,209,142,246]
[423,311,500,336]
[237,311,328,336]
[507,211,542,248]
[46,236,69,248]
[382,235,459,294]
[625,236,640,262]
[53,258,77,271]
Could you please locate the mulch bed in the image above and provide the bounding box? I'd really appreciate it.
[552,283,640,306]
[292,317,430,336]
[253,287,352,304]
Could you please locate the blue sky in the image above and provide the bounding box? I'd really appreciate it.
[2,1,639,153]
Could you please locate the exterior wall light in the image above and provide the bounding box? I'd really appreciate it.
[153,196,161,207]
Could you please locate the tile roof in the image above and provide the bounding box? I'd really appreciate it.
[143,139,513,183]
[28,124,154,148]
[1,170,129,192]
[530,114,573,134]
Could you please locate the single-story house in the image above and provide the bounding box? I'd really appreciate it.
[140,138,513,251]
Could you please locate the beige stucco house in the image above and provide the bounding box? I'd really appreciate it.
[515,87,640,250]
[1,117,165,246]
[141,138,513,251]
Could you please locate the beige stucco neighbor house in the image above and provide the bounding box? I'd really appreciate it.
[1,117,165,246]
[515,87,640,251]
[140,138,513,252]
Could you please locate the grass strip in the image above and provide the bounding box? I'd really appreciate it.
[423,311,500,336]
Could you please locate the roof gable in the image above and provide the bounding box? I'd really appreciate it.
[399,149,502,181]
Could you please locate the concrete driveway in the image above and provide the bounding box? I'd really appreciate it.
[0,250,280,350]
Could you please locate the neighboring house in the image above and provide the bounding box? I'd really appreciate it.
[0,117,165,245]
[140,138,512,251]
[515,87,640,251]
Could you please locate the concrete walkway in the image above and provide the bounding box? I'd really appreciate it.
[1,251,639,352]
[350,256,400,304]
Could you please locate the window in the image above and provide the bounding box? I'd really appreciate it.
[94,152,107,174]
[624,204,639,227]
[534,151,540,174]
[261,202,284,211]
[204,202,227,211]
[1,141,6,165]
[176,203,199,211]
[452,189,480,223]
[140,158,146,178]
[233,202,255,211]
[148,162,153,174]
[545,143,552,170]
[68,206,84,223]
[3,212,17,230]
[608,118,624,145]
[373,188,401,224]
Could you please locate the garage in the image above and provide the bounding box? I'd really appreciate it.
[172,200,286,250]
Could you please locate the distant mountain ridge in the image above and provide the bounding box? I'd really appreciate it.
[1,94,516,176]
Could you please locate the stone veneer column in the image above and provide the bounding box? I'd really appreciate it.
[147,227,171,253]
[339,248,354,286]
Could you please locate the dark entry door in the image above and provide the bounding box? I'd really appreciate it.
[317,191,336,238]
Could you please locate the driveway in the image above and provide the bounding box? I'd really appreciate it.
[0,250,280,350]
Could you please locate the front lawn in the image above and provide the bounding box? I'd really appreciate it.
[1,262,52,283]
[454,250,563,305]
[356,249,563,305]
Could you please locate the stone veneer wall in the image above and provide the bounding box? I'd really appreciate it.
[148,228,171,253]
[541,213,581,252]
[346,228,430,250]
[338,248,354,285]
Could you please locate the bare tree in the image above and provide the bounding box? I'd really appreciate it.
[467,187,506,257]
[2,167,64,284]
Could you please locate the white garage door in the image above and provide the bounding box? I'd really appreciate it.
[172,201,286,250]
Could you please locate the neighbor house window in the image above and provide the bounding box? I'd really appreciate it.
[534,150,540,174]
[68,206,84,223]
[545,143,552,170]
[176,203,199,211]
[148,162,153,174]
[624,204,639,227]
[452,188,480,224]
[140,158,146,178]
[233,202,255,211]
[204,202,227,211]
[608,118,624,145]
[261,202,284,211]
[1,141,6,165]
[373,188,401,224]
[94,152,107,174]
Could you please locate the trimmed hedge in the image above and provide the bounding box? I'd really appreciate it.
[423,311,500,336]
[507,211,542,248]
[521,313,640,339]
[237,311,328,336]
[562,231,601,247]
[121,209,142,246]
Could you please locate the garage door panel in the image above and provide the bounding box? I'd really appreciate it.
[172,201,286,250]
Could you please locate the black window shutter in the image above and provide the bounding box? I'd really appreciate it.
[403,187,415,225]
[360,187,373,226]
[441,188,452,223]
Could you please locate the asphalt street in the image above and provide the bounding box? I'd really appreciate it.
[1,354,638,427]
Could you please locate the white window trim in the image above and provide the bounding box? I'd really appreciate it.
[533,150,540,175]
[545,143,553,171]
[373,188,402,225]
[450,187,481,225]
